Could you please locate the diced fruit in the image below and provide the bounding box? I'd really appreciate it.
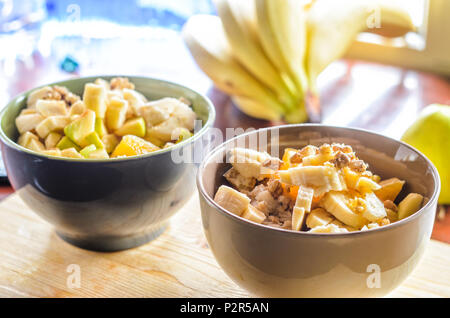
[26,86,53,108]
[170,98,196,131]
[60,147,83,159]
[146,117,182,142]
[282,148,298,166]
[111,135,159,158]
[342,167,359,189]
[57,136,81,151]
[320,192,367,228]
[36,100,67,117]
[144,133,165,148]
[171,127,193,143]
[385,208,398,222]
[363,192,387,222]
[45,132,62,149]
[374,177,405,201]
[115,117,146,137]
[214,185,250,216]
[139,103,170,127]
[309,223,348,233]
[94,78,110,91]
[41,149,61,157]
[241,205,266,224]
[295,186,314,212]
[356,176,381,193]
[102,134,120,154]
[80,144,97,158]
[69,101,86,116]
[292,207,306,231]
[64,110,96,147]
[25,139,45,152]
[331,219,357,232]
[84,131,104,149]
[20,108,37,115]
[105,97,128,130]
[398,193,423,220]
[35,116,70,139]
[123,88,147,116]
[88,148,109,159]
[95,117,107,137]
[279,166,345,194]
[306,208,334,228]
[15,113,45,134]
[18,131,38,148]
[83,83,107,118]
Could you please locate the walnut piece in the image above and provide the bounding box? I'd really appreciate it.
[110,77,135,90]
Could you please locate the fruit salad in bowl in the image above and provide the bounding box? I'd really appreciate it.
[15,77,196,159]
[214,144,424,233]
[0,76,215,251]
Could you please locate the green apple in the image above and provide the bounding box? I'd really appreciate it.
[57,136,81,151]
[80,144,97,158]
[401,104,450,204]
[64,110,96,147]
[115,117,146,137]
[84,131,104,149]
[95,117,108,137]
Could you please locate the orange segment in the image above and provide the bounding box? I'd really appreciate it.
[111,135,160,158]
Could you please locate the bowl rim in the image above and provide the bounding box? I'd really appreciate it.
[0,75,216,163]
[197,123,441,237]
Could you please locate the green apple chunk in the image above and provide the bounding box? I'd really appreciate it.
[83,83,107,118]
[84,131,104,149]
[35,116,71,139]
[64,110,96,147]
[95,117,108,137]
[115,117,146,137]
[57,136,81,151]
[80,144,97,158]
[106,97,128,131]
[36,100,68,117]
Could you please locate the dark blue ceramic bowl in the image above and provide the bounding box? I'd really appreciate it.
[0,76,215,251]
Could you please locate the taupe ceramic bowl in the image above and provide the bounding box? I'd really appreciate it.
[197,124,440,297]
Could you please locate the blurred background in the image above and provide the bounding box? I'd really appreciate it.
[0,0,449,239]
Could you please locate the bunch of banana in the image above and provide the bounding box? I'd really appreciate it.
[182,0,415,123]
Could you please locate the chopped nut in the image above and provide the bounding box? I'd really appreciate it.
[290,145,317,163]
[267,179,283,198]
[349,160,367,173]
[379,218,390,226]
[110,77,135,90]
[319,143,333,155]
[332,151,351,168]
[262,158,282,170]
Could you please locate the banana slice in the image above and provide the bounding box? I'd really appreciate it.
[306,208,334,229]
[320,191,367,228]
[295,186,314,212]
[309,223,348,234]
[279,166,345,196]
[363,192,387,222]
[228,147,273,179]
[182,15,285,120]
[242,205,266,224]
[398,193,423,220]
[214,185,250,216]
[292,207,306,231]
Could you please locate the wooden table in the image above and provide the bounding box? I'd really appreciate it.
[0,191,448,298]
[0,36,449,297]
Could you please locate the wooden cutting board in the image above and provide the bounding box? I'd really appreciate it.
[0,192,448,298]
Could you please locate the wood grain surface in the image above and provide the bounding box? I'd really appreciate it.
[0,192,448,298]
